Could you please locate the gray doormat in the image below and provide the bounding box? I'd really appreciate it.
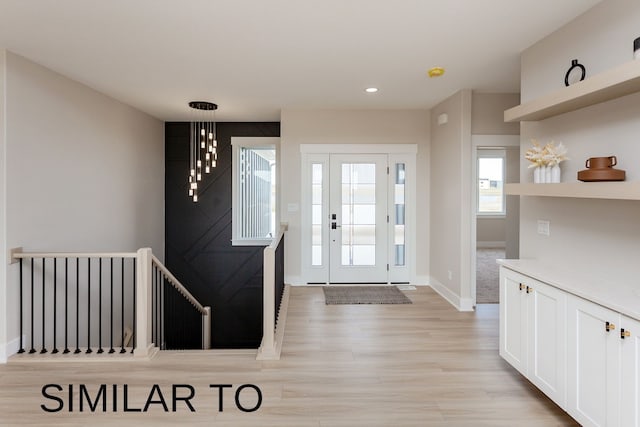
[323,286,412,305]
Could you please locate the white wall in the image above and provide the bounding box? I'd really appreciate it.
[0,51,7,361]
[472,93,520,135]
[0,52,164,361]
[429,90,473,310]
[472,93,520,251]
[477,218,506,245]
[519,1,640,283]
[280,109,430,284]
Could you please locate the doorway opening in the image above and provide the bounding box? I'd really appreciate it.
[471,136,520,305]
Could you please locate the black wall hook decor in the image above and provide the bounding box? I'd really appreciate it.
[564,59,586,86]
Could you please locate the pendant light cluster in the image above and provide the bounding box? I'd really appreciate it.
[187,101,218,202]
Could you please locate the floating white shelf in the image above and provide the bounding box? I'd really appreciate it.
[504,60,640,122]
[505,182,640,200]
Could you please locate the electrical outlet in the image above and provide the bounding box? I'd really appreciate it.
[537,220,550,236]
[447,270,452,280]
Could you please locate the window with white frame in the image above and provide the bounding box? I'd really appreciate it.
[477,149,505,216]
[232,138,279,245]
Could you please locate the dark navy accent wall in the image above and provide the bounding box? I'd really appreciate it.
[165,122,280,348]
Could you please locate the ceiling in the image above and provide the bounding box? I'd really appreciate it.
[0,0,602,122]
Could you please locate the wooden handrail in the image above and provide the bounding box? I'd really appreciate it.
[151,255,207,315]
[11,249,137,261]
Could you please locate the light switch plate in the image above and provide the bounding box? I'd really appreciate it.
[537,220,550,236]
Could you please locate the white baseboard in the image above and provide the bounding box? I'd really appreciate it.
[477,241,506,249]
[428,277,474,312]
[285,276,304,286]
[459,297,474,311]
[413,275,430,286]
[0,335,24,364]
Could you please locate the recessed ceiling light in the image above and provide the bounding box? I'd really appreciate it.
[427,67,445,78]
[365,87,379,93]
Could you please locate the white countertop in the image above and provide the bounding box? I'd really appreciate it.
[498,259,640,321]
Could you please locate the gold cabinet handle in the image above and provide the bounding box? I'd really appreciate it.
[606,321,616,332]
[519,283,525,291]
[621,328,631,339]
[526,286,533,294]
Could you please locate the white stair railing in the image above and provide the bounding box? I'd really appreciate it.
[10,247,210,359]
[257,224,288,360]
[150,253,211,351]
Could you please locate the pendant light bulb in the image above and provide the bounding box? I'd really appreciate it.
[193,194,198,202]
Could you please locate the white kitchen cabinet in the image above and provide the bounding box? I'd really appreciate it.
[567,294,621,427]
[499,268,527,375]
[499,261,640,426]
[621,315,640,427]
[526,278,567,407]
[499,267,567,407]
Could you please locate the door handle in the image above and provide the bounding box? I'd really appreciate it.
[331,222,341,229]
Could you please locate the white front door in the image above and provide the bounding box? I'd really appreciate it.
[301,148,415,285]
[328,154,388,283]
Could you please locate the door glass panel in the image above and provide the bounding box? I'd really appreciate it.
[341,163,376,266]
[311,163,323,266]
[352,246,376,265]
[342,184,375,204]
[394,163,406,266]
[312,205,322,225]
[341,225,376,245]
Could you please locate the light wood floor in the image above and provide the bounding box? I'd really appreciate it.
[0,286,577,426]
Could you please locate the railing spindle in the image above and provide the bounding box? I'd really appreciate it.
[109,257,115,354]
[29,258,35,354]
[75,258,80,354]
[64,258,70,354]
[157,269,161,348]
[152,265,156,346]
[40,258,47,354]
[131,259,136,354]
[160,275,164,349]
[18,259,24,353]
[86,258,92,354]
[52,258,59,354]
[97,258,103,354]
[120,258,126,353]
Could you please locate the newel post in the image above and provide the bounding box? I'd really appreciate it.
[256,246,276,360]
[202,306,211,350]
[134,247,154,357]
